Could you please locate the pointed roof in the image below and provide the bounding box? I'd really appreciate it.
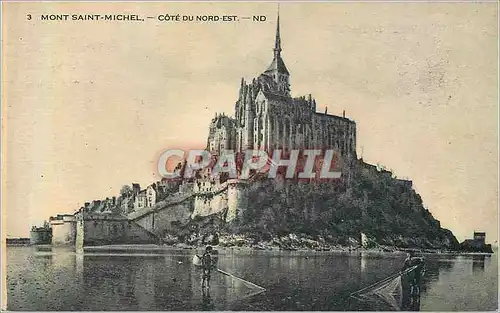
[264,11,289,76]
[264,55,290,76]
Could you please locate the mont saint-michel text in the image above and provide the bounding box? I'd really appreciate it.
[38,14,264,23]
[40,14,143,21]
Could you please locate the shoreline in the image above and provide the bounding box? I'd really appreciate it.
[21,243,491,256]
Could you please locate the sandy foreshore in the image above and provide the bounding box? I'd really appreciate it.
[78,243,493,256]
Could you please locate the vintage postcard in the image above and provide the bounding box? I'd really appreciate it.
[1,1,498,311]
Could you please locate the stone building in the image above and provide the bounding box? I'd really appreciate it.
[207,113,236,153]
[473,231,486,245]
[460,231,492,253]
[132,183,160,209]
[30,222,52,245]
[207,14,357,161]
[462,231,487,249]
[146,184,157,208]
[134,190,146,209]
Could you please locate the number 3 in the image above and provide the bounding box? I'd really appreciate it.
[27,14,32,20]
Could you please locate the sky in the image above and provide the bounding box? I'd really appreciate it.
[2,2,498,243]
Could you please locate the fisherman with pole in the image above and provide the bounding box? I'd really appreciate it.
[401,251,424,295]
[193,244,265,296]
[201,246,214,289]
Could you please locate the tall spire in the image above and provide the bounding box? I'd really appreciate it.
[261,5,290,96]
[274,9,282,57]
[264,7,288,75]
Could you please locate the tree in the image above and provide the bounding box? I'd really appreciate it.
[120,185,132,196]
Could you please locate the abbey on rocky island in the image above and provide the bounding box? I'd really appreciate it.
[42,14,365,247]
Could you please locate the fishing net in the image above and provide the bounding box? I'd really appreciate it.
[191,254,265,310]
[349,265,419,311]
[357,275,403,310]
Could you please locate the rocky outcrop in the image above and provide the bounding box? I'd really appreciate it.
[164,159,460,251]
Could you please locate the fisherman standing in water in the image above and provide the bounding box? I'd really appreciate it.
[201,246,213,289]
[401,251,424,296]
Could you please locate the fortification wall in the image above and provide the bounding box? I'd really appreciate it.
[192,191,228,218]
[51,217,76,245]
[133,199,194,238]
[190,179,248,222]
[30,229,52,245]
[191,180,227,218]
[226,180,248,222]
[69,178,250,247]
[75,219,84,252]
[81,218,157,246]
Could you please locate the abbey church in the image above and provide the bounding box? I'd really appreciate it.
[207,15,357,161]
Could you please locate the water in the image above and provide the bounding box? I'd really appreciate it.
[6,246,498,311]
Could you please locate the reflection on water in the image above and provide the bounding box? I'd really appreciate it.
[201,287,215,311]
[6,246,498,311]
[360,251,367,273]
[472,255,485,272]
[403,290,421,311]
